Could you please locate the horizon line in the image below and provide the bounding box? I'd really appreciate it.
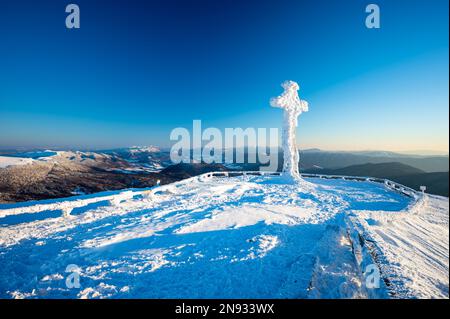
[0,145,448,157]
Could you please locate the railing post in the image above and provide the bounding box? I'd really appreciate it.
[420,185,426,194]
[62,207,73,218]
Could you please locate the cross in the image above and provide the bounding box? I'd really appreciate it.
[270,81,308,180]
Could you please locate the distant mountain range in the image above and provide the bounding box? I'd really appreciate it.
[0,149,176,203]
[161,163,228,179]
[0,147,448,202]
[303,162,425,177]
[298,149,448,172]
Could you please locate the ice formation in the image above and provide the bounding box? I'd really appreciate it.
[270,81,308,180]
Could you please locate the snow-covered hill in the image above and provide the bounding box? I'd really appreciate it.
[0,156,35,169]
[0,174,448,299]
[0,150,173,203]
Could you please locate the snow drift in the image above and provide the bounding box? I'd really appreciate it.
[0,173,448,299]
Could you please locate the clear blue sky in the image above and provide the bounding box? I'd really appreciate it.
[0,0,448,152]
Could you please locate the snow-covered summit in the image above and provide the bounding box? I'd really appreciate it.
[0,173,447,299]
[125,146,161,153]
[0,156,34,169]
[0,150,60,168]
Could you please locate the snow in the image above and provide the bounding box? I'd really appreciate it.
[128,146,161,153]
[0,156,34,168]
[348,195,449,298]
[270,81,308,180]
[0,151,62,168]
[0,174,447,299]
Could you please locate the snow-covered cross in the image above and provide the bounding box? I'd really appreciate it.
[270,81,308,180]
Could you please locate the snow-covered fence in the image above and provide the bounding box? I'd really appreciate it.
[198,171,421,199]
[0,170,422,220]
[0,190,135,219]
[309,174,419,198]
[210,171,282,178]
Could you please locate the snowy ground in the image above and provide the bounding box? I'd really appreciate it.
[0,175,447,299]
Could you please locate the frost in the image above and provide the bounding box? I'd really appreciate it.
[270,80,309,180]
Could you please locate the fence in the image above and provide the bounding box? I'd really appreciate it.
[197,171,420,199]
[0,171,422,219]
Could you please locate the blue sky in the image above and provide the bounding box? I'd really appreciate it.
[0,0,448,152]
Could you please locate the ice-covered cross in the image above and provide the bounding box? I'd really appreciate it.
[270,81,308,180]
